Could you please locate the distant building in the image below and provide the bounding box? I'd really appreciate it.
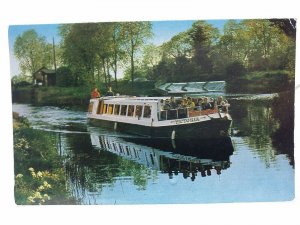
[33,67,56,86]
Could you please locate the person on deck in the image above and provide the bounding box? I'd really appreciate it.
[91,88,100,98]
[169,96,178,109]
[217,96,230,112]
[106,86,114,96]
[186,97,195,108]
[201,97,211,110]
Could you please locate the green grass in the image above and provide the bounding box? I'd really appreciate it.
[243,70,290,81]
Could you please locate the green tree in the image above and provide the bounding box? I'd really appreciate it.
[161,31,192,59]
[14,29,53,80]
[111,22,126,89]
[61,23,99,86]
[240,19,292,71]
[121,22,152,85]
[188,21,219,74]
[56,66,74,87]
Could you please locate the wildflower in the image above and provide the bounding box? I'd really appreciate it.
[28,167,34,172]
[34,191,42,199]
[37,171,43,178]
[27,196,35,203]
[16,174,23,179]
[38,185,45,191]
[43,181,51,189]
[43,194,51,200]
[31,171,36,178]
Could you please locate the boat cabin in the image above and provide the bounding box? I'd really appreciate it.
[88,96,221,122]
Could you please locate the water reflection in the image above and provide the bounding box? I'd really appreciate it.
[92,135,234,180]
[61,132,234,203]
[229,95,294,167]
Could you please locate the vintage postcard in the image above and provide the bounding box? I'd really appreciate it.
[9,19,295,206]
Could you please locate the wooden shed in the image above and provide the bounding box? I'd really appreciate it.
[33,67,56,86]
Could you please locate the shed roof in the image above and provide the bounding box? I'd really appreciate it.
[33,67,56,76]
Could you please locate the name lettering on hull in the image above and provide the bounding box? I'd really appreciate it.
[171,116,207,125]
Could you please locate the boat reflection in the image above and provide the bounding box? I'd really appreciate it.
[90,132,234,181]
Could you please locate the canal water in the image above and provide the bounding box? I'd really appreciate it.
[12,93,294,204]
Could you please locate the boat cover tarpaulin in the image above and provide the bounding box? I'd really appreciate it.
[156,81,226,94]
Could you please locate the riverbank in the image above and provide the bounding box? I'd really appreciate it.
[12,80,158,108]
[11,70,293,107]
[226,70,293,93]
[13,113,77,204]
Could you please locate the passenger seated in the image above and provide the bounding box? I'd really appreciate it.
[180,98,188,108]
[169,96,178,109]
[217,96,230,112]
[195,98,203,110]
[216,96,224,109]
[201,97,211,110]
[210,98,216,109]
[186,97,195,108]
[163,99,171,110]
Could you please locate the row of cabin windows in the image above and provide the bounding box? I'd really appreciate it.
[98,102,152,118]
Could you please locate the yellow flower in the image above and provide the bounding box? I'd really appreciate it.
[43,194,51,200]
[27,196,35,203]
[34,191,42,199]
[43,181,51,188]
[16,174,23,179]
[37,171,43,178]
[31,171,36,178]
[38,185,45,191]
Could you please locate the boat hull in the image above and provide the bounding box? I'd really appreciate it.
[88,117,232,140]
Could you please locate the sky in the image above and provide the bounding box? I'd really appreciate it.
[8,20,228,77]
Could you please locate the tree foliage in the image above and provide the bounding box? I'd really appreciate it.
[152,19,295,83]
[14,30,53,79]
[13,19,295,88]
[121,22,153,84]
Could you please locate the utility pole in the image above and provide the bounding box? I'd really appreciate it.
[52,37,57,73]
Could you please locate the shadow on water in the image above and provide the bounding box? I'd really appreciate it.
[60,131,234,202]
[229,91,294,167]
[271,91,294,167]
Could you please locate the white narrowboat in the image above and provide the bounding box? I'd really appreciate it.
[87,96,232,140]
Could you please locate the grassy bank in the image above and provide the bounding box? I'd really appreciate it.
[226,70,293,93]
[12,81,158,107]
[12,71,293,107]
[13,114,76,204]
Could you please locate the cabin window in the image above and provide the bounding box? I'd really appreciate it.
[114,104,120,115]
[88,102,94,113]
[127,105,135,117]
[160,110,167,120]
[178,108,187,118]
[108,104,114,114]
[167,109,178,119]
[97,101,104,114]
[103,104,107,114]
[143,105,152,118]
[120,105,127,116]
[135,105,143,118]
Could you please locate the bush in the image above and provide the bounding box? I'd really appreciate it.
[56,66,74,87]
[226,61,246,80]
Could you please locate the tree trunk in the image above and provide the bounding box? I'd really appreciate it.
[97,64,100,86]
[106,59,111,86]
[114,52,118,89]
[131,40,134,86]
[102,58,107,88]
